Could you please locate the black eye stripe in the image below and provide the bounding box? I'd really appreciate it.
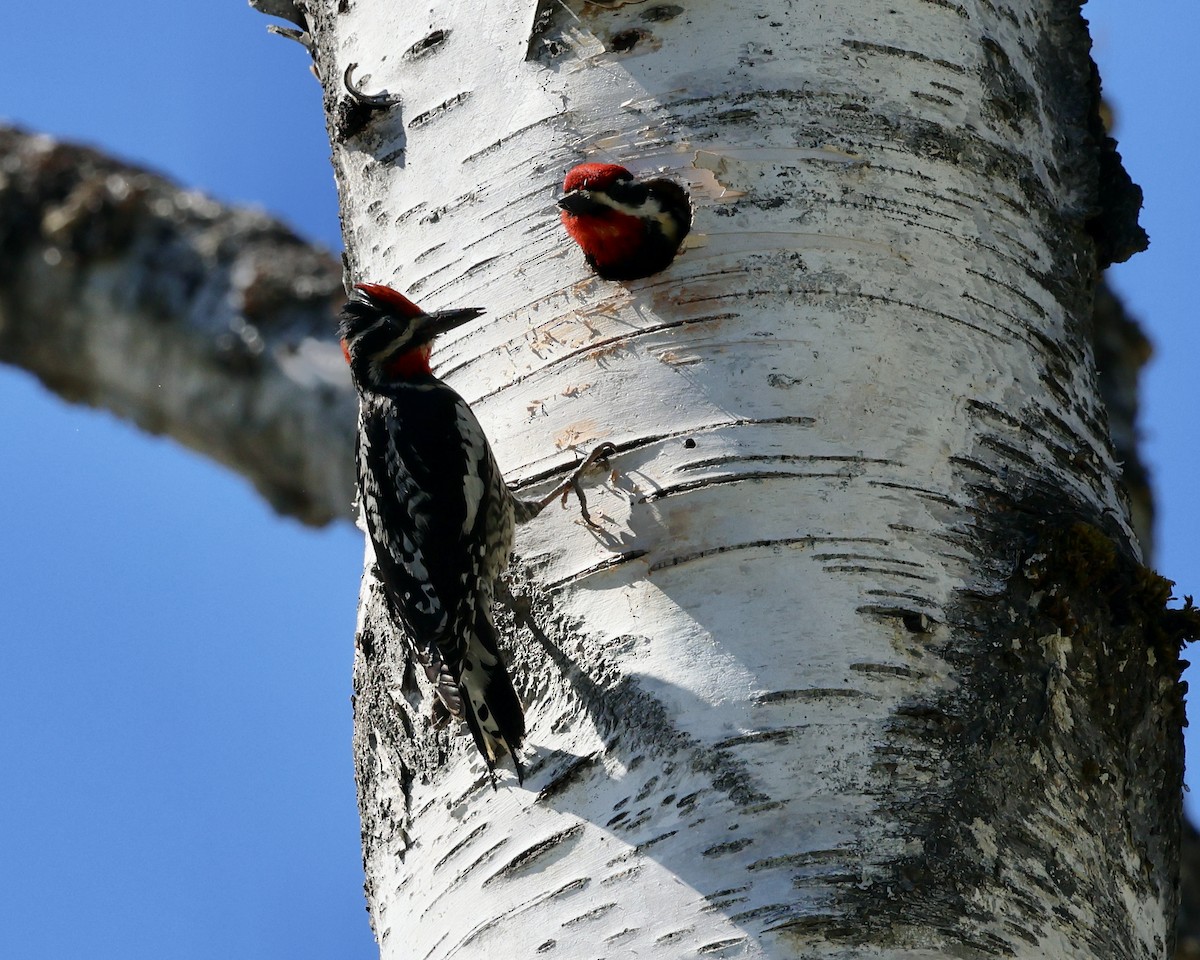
[340,305,419,357]
[602,179,651,205]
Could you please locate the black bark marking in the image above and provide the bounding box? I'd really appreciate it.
[610,29,645,53]
[856,606,941,632]
[536,751,604,803]
[698,937,749,954]
[756,688,875,705]
[445,838,509,894]
[408,91,471,129]
[405,29,449,60]
[703,838,753,858]
[841,38,966,74]
[483,824,585,886]
[713,729,795,749]
[561,901,619,926]
[642,5,683,22]
[431,822,487,871]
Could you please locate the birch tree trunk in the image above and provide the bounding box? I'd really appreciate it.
[282,0,1182,956]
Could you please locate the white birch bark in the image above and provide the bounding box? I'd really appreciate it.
[281,0,1176,957]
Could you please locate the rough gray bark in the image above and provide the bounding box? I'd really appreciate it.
[0,124,353,526]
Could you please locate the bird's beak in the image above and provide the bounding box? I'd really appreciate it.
[413,307,485,345]
[557,189,606,215]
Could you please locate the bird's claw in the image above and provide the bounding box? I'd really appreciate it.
[562,442,617,527]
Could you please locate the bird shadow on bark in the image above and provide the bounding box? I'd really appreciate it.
[492,465,829,946]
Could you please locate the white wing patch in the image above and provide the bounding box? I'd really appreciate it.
[358,408,452,635]
[455,397,489,538]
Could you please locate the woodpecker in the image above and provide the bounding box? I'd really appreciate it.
[339,282,613,783]
[558,163,692,281]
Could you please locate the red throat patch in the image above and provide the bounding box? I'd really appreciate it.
[383,343,433,379]
[559,207,645,268]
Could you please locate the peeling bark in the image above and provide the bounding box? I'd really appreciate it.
[0,124,354,525]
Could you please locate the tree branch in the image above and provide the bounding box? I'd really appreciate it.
[0,124,354,525]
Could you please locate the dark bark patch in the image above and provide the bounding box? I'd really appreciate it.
[332,96,382,142]
[979,36,1038,132]
[642,5,683,22]
[407,91,471,130]
[1028,520,1199,664]
[482,824,585,886]
[610,29,645,53]
[1029,10,1147,267]
[405,29,449,60]
[844,505,1193,956]
[535,750,603,803]
[704,838,753,858]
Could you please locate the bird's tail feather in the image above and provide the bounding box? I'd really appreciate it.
[458,613,526,783]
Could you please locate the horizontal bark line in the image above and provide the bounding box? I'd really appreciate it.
[440,311,742,397]
[506,417,818,489]
[542,533,908,588]
[433,286,1090,422]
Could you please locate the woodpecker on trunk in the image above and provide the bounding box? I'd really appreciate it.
[339,283,612,783]
[558,163,692,281]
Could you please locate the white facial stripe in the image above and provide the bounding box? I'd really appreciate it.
[586,191,678,241]
[370,338,412,363]
[358,316,389,340]
[349,315,407,363]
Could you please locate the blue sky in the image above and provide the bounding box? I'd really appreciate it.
[0,3,1192,957]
